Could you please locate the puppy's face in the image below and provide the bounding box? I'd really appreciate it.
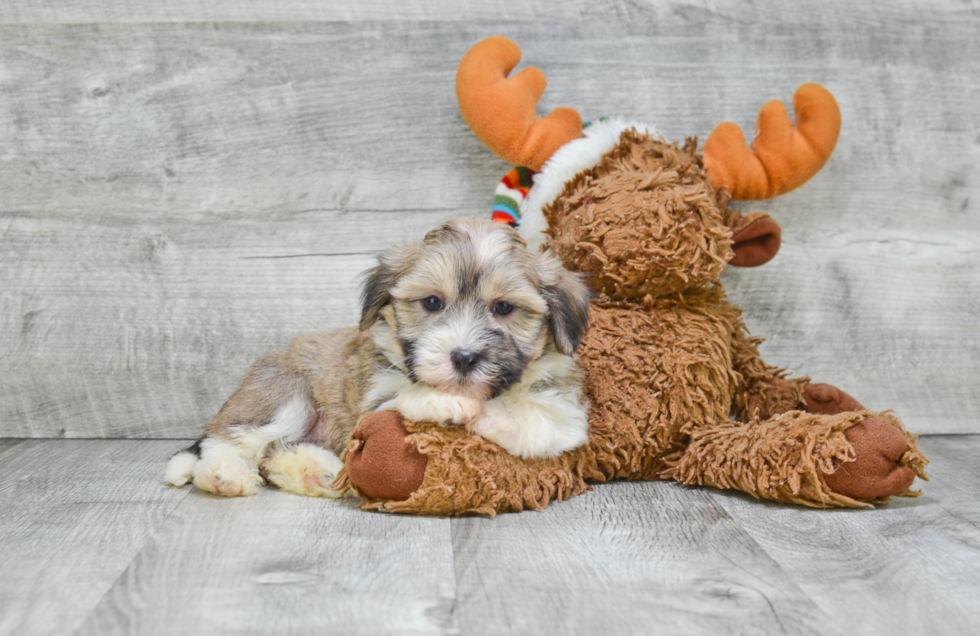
[361,218,591,399]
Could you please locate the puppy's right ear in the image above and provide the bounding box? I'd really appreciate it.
[360,245,412,331]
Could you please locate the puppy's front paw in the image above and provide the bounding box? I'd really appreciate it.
[391,390,483,426]
[436,394,484,425]
[468,392,590,458]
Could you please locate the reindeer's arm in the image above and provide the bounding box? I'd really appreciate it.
[730,316,809,422]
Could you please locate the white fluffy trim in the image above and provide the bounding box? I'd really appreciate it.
[519,119,656,251]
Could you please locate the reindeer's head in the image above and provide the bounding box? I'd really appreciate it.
[457,36,841,301]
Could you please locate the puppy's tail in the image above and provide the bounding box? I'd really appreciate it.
[164,439,202,487]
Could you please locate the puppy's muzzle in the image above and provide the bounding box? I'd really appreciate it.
[450,349,480,375]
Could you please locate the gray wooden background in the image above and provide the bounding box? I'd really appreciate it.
[1,1,978,439]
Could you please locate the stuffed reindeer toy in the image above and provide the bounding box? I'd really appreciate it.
[335,36,928,515]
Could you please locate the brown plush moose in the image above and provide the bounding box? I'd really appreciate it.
[335,36,928,515]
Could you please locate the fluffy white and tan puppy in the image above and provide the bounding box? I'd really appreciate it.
[165,218,592,497]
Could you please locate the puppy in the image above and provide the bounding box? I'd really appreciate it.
[165,218,592,497]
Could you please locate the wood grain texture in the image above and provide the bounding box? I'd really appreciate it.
[0,436,974,635]
[0,439,26,456]
[917,435,980,503]
[0,0,627,24]
[450,481,827,636]
[0,439,189,636]
[75,486,456,635]
[0,1,976,24]
[1,11,978,437]
[708,459,980,634]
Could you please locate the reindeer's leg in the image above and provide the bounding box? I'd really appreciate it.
[665,410,927,507]
[797,384,932,499]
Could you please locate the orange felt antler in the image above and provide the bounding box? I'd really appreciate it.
[702,84,841,200]
[456,36,582,171]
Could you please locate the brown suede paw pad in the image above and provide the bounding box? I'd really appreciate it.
[823,417,916,500]
[345,411,427,502]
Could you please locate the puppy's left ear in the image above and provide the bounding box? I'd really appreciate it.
[538,251,592,355]
[360,245,410,331]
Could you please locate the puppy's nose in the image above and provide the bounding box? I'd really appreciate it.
[450,349,480,374]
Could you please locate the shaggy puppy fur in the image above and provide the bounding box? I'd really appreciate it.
[164,218,592,497]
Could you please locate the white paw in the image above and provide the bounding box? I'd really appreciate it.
[467,391,590,458]
[262,444,346,498]
[164,450,197,487]
[433,393,484,425]
[192,442,262,497]
[388,390,483,426]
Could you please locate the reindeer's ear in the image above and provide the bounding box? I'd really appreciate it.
[538,251,592,355]
[729,212,782,267]
[359,246,410,331]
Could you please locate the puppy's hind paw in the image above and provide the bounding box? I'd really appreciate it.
[164,450,197,487]
[262,444,347,498]
[192,443,262,497]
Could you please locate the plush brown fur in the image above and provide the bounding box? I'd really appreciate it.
[339,132,928,515]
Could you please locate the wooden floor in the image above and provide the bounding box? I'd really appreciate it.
[0,435,976,636]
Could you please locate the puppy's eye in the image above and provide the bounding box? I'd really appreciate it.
[422,296,444,312]
[492,300,514,316]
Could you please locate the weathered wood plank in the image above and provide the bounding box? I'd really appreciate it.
[0,213,448,438]
[2,21,978,221]
[724,232,980,434]
[1,18,978,437]
[0,0,628,24]
[75,486,457,635]
[1,436,978,635]
[0,0,976,25]
[707,444,980,635]
[917,435,980,503]
[450,480,828,636]
[0,439,189,636]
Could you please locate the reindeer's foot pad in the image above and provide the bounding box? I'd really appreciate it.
[262,444,346,498]
[192,443,262,497]
[824,416,922,500]
[345,411,427,502]
[804,383,864,415]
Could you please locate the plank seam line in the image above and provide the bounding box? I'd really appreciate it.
[241,251,372,259]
